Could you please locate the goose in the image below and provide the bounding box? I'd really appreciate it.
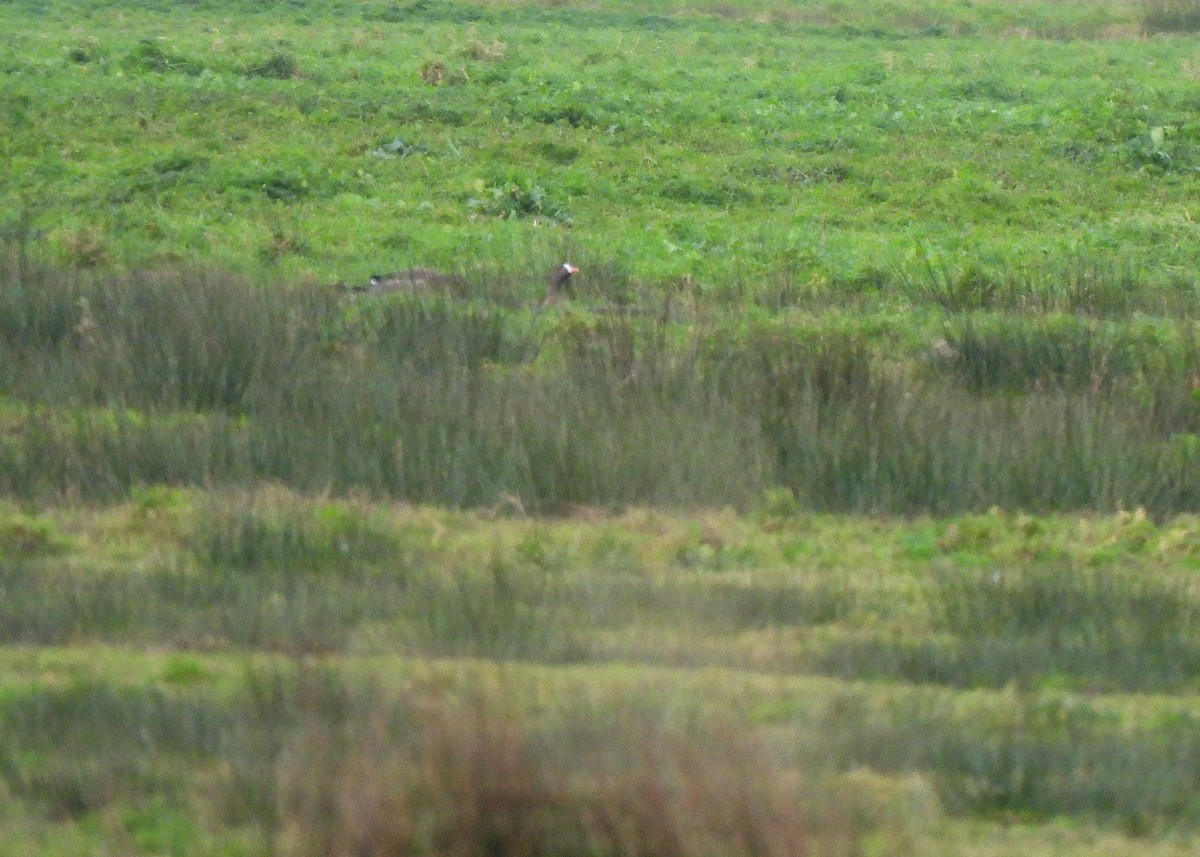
[349,263,580,302]
[542,263,580,304]
[359,267,462,294]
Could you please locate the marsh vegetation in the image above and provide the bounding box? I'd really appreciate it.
[6,0,1200,853]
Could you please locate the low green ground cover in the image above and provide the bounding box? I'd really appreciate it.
[5,495,1200,855]
[3,0,1200,295]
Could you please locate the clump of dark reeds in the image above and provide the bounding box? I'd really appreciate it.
[1141,0,1200,33]
[891,252,1197,317]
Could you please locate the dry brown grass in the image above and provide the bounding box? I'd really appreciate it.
[276,696,864,857]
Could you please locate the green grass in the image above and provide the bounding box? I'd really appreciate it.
[4,500,1200,854]
[4,0,1200,294]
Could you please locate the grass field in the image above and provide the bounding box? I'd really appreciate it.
[7,0,1200,853]
[7,497,1200,854]
[6,0,1200,292]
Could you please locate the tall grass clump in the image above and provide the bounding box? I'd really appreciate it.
[816,688,1200,829]
[925,561,1200,691]
[0,253,335,412]
[894,254,1198,318]
[188,488,583,658]
[276,692,863,857]
[1141,0,1200,33]
[0,258,83,354]
[75,269,330,412]
[348,294,521,369]
[939,315,1131,393]
[189,488,400,573]
[0,681,235,822]
[242,50,301,80]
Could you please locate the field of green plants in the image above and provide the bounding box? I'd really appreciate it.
[6,0,1200,290]
[7,0,1200,854]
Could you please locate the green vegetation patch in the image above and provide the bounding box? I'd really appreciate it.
[2,0,1199,288]
[0,506,72,558]
[3,498,1200,852]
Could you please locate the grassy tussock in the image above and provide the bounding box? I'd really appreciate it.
[279,695,854,857]
[1141,0,1200,32]
[893,255,1195,318]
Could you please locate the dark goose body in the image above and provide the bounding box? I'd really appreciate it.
[542,263,579,304]
[362,267,461,293]
[351,263,579,300]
